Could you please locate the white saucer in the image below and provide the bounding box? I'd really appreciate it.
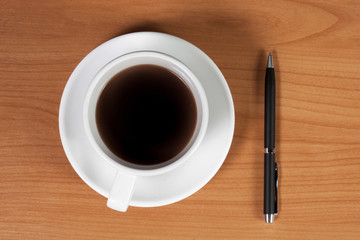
[59,32,235,208]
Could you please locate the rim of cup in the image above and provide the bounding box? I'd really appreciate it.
[83,51,209,177]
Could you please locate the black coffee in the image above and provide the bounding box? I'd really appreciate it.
[96,65,197,167]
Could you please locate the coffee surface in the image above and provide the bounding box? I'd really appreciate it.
[96,65,197,166]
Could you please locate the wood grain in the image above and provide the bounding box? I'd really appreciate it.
[1,0,360,239]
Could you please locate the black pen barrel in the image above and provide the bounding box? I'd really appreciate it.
[264,152,275,214]
[265,68,275,149]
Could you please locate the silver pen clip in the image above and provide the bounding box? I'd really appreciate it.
[274,163,278,215]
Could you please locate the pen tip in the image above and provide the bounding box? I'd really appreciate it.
[267,52,274,68]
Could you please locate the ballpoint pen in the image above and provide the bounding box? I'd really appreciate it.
[264,52,278,223]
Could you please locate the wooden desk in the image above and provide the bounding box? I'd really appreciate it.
[1,0,360,239]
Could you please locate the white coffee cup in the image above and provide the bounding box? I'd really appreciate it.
[83,51,209,212]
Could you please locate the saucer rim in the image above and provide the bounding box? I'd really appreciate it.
[59,32,235,207]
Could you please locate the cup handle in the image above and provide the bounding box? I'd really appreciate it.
[107,171,136,212]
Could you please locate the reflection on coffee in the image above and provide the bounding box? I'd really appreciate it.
[96,65,197,166]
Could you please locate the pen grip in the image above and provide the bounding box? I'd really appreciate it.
[264,152,275,214]
[265,68,275,149]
